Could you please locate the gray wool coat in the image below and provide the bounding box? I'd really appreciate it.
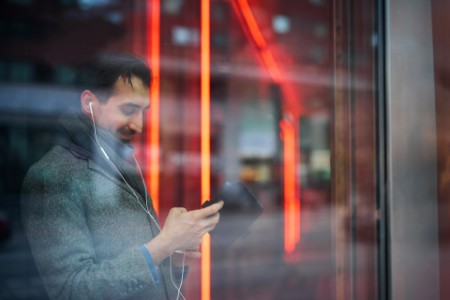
[21,145,180,300]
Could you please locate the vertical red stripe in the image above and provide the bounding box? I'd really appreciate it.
[200,0,211,299]
[146,0,161,214]
[281,120,297,253]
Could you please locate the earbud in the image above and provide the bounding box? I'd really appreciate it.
[88,101,93,116]
[88,100,109,160]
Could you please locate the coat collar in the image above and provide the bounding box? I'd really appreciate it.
[57,109,148,204]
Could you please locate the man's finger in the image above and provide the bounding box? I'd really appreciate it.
[204,211,220,223]
[193,201,224,218]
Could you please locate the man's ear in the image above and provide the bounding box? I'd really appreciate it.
[80,90,95,118]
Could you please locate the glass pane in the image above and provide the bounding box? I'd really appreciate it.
[0,1,380,300]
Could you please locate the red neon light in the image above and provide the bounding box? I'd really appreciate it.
[280,120,298,253]
[200,0,211,299]
[260,49,282,83]
[232,0,282,83]
[146,0,161,214]
[201,234,211,300]
[231,0,300,254]
[235,0,266,49]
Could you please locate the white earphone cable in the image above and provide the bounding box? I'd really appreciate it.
[89,104,186,300]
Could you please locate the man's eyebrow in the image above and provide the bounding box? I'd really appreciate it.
[121,103,148,109]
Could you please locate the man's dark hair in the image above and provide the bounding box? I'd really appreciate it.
[80,53,152,102]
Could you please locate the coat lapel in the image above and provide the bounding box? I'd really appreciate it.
[87,159,146,205]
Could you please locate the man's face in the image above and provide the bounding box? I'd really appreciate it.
[92,75,150,144]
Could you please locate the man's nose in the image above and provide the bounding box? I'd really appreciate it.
[129,113,143,134]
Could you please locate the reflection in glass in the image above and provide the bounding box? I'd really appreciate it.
[0,0,381,299]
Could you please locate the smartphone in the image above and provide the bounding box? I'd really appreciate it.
[202,182,263,247]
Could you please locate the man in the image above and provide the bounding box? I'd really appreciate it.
[21,53,223,299]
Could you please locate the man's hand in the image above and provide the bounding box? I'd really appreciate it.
[145,201,223,264]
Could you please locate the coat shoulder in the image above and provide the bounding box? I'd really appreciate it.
[23,145,88,187]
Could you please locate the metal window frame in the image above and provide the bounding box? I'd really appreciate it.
[384,0,440,299]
